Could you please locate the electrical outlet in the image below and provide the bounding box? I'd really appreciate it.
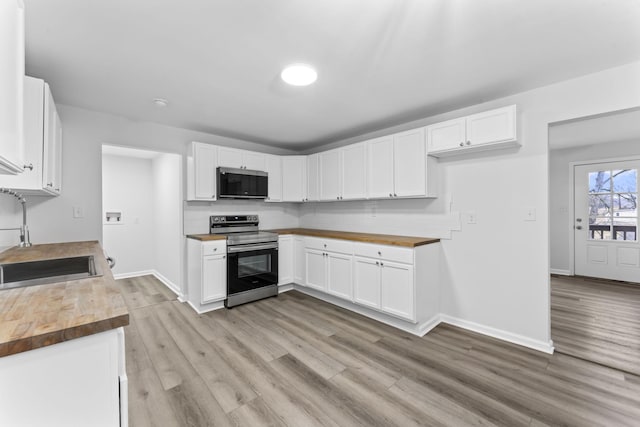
[73,206,84,218]
[467,211,477,224]
[525,207,536,221]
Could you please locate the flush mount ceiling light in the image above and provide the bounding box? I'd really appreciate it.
[281,64,317,86]
[152,98,168,107]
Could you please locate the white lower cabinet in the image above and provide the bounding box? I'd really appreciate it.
[293,235,306,284]
[326,252,352,300]
[278,235,293,285]
[0,328,127,427]
[354,256,414,321]
[305,249,326,291]
[187,238,227,312]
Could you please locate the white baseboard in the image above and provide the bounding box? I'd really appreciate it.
[550,268,572,276]
[278,283,294,293]
[439,314,555,354]
[186,299,224,314]
[113,270,184,300]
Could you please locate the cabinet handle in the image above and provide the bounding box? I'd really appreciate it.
[459,142,464,147]
[55,188,60,192]
[23,163,33,171]
[324,244,327,248]
[337,196,339,200]
[380,263,384,267]
[377,251,381,255]
[393,193,397,197]
[47,182,53,187]
[375,261,379,265]
[223,255,226,259]
[466,140,471,145]
[389,193,393,197]
[214,248,217,251]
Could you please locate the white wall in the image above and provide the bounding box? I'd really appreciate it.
[102,154,155,275]
[0,105,298,246]
[152,153,183,292]
[302,61,640,351]
[549,139,640,274]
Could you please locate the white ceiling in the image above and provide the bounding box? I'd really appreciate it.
[549,108,640,150]
[24,0,640,150]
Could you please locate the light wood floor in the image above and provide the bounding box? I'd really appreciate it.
[551,274,640,376]
[119,275,640,427]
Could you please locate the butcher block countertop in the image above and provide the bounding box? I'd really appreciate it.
[265,228,440,247]
[186,234,227,242]
[0,241,129,357]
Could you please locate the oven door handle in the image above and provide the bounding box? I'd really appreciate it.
[227,243,279,253]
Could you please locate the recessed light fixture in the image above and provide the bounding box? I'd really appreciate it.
[281,64,317,86]
[153,98,168,108]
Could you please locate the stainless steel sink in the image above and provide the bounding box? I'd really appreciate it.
[0,255,103,290]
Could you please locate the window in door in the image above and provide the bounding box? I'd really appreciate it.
[588,168,637,241]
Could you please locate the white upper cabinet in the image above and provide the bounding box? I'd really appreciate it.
[0,0,25,174]
[320,149,341,201]
[218,147,266,170]
[367,136,395,199]
[282,155,307,202]
[0,76,62,195]
[187,142,217,201]
[393,128,426,197]
[427,105,518,157]
[367,129,434,199]
[265,154,282,202]
[340,142,367,200]
[306,154,319,202]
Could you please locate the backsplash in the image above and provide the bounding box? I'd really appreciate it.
[183,200,300,235]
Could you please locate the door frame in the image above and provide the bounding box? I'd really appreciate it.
[568,155,640,275]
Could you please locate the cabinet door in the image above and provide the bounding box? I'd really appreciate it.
[393,128,426,197]
[320,149,341,201]
[367,136,394,199]
[380,261,414,321]
[278,236,293,285]
[193,143,217,199]
[353,256,381,309]
[282,156,307,202]
[326,252,353,300]
[305,249,326,291]
[265,155,282,202]
[243,151,266,171]
[426,118,466,153]
[293,236,306,284]
[466,105,516,146]
[341,143,366,200]
[202,254,227,304]
[306,154,320,201]
[217,147,243,168]
[42,84,59,193]
[0,0,25,174]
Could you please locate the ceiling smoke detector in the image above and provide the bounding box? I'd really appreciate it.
[153,98,168,107]
[281,64,317,86]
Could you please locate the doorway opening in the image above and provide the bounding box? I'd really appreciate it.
[548,107,640,375]
[101,145,184,298]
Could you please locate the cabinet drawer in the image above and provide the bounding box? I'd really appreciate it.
[305,237,353,254]
[202,241,226,256]
[354,242,413,264]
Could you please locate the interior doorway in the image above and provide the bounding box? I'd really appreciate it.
[101,145,184,298]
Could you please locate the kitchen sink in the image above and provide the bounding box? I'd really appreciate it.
[0,255,103,290]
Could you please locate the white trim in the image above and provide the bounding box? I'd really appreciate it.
[113,270,184,300]
[278,283,294,293]
[440,314,555,354]
[186,299,224,314]
[550,268,571,276]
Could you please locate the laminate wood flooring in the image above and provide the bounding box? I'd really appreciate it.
[551,275,640,376]
[119,275,640,426]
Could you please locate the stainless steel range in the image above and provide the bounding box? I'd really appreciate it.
[210,215,279,308]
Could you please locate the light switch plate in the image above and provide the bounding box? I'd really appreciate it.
[467,211,477,224]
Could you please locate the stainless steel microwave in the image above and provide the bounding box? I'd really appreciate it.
[216,167,268,199]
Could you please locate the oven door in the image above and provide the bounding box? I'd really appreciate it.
[227,243,278,295]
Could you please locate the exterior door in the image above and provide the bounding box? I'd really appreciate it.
[574,160,639,282]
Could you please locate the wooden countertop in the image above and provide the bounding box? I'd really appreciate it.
[264,228,440,247]
[0,241,129,357]
[186,234,227,242]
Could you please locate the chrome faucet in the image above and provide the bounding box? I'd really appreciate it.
[0,188,32,247]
